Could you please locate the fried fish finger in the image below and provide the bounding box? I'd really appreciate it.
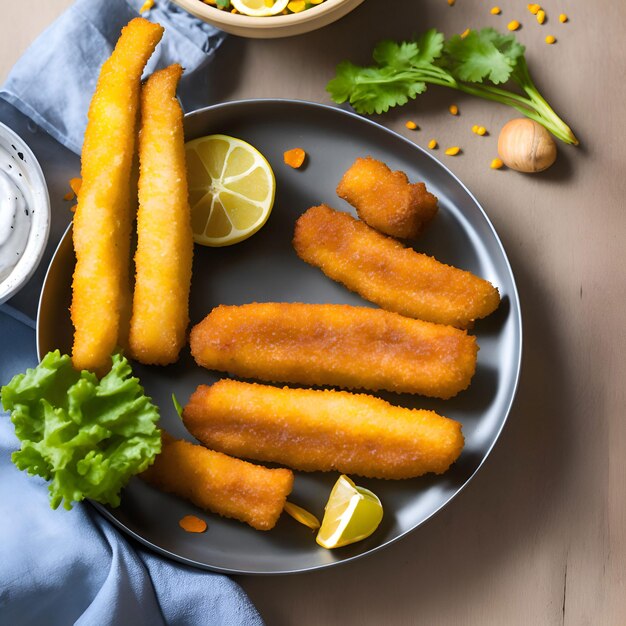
[336,156,438,239]
[129,64,193,365]
[293,205,500,328]
[190,303,477,399]
[141,433,294,531]
[71,18,164,373]
[183,381,465,479]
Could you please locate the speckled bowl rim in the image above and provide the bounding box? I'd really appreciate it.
[0,122,51,305]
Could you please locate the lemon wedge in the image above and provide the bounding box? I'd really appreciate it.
[231,0,289,17]
[316,475,383,549]
[185,134,275,246]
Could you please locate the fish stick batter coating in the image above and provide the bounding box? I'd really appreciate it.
[190,303,477,399]
[141,433,293,531]
[294,205,500,328]
[336,156,438,239]
[183,381,465,479]
[129,65,193,365]
[71,18,163,374]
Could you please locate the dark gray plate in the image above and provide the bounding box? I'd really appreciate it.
[37,99,522,575]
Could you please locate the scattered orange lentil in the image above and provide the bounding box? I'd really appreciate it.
[444,146,461,156]
[69,177,82,196]
[70,205,77,213]
[139,0,154,13]
[559,13,568,23]
[490,158,504,170]
[460,28,470,38]
[179,515,208,533]
[447,0,455,6]
[490,6,501,15]
[63,177,83,201]
[476,126,487,136]
[527,3,540,15]
[545,35,556,44]
[428,139,438,150]
[536,9,546,24]
[283,147,307,169]
[405,120,418,130]
[507,20,520,31]
[449,104,459,115]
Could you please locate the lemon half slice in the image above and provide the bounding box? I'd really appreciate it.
[316,475,383,549]
[185,134,275,247]
[231,0,289,17]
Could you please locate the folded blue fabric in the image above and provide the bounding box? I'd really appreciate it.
[1,0,226,153]
[0,2,264,624]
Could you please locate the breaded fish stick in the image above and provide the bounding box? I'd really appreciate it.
[129,65,193,365]
[336,156,438,239]
[71,18,163,373]
[183,381,465,479]
[190,303,477,399]
[141,433,294,531]
[294,205,500,328]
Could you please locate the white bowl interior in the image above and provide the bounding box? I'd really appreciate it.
[0,123,51,305]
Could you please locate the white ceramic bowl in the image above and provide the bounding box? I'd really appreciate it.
[171,0,365,38]
[0,122,50,305]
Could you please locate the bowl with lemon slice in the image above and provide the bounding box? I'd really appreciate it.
[170,0,365,38]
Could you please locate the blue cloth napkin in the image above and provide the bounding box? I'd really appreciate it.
[2,0,226,154]
[0,2,265,624]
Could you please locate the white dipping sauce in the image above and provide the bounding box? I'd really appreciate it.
[0,147,32,283]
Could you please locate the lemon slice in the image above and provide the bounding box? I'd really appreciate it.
[185,134,275,246]
[231,0,289,17]
[316,475,383,549]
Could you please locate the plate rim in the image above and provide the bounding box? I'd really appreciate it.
[37,98,523,576]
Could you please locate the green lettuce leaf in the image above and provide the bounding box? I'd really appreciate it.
[1,351,161,510]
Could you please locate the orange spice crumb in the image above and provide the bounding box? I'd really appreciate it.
[284,148,307,169]
[179,515,208,533]
[405,121,418,130]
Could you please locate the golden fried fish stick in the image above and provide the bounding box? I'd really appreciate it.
[294,205,500,328]
[336,156,438,239]
[190,303,477,399]
[183,381,465,479]
[71,18,164,373]
[141,433,293,531]
[129,65,193,365]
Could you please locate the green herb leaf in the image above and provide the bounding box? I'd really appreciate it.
[326,61,427,115]
[443,28,521,84]
[1,351,161,510]
[172,393,183,418]
[326,27,578,144]
[216,0,230,8]
[373,40,420,69]
[414,29,445,64]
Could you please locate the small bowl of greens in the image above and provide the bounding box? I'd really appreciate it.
[170,0,365,38]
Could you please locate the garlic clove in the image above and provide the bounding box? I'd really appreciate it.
[497,118,557,173]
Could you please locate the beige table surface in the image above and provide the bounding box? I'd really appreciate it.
[2,1,625,624]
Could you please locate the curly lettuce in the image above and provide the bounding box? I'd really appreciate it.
[1,351,161,510]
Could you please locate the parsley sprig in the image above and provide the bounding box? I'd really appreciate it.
[327,28,578,145]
